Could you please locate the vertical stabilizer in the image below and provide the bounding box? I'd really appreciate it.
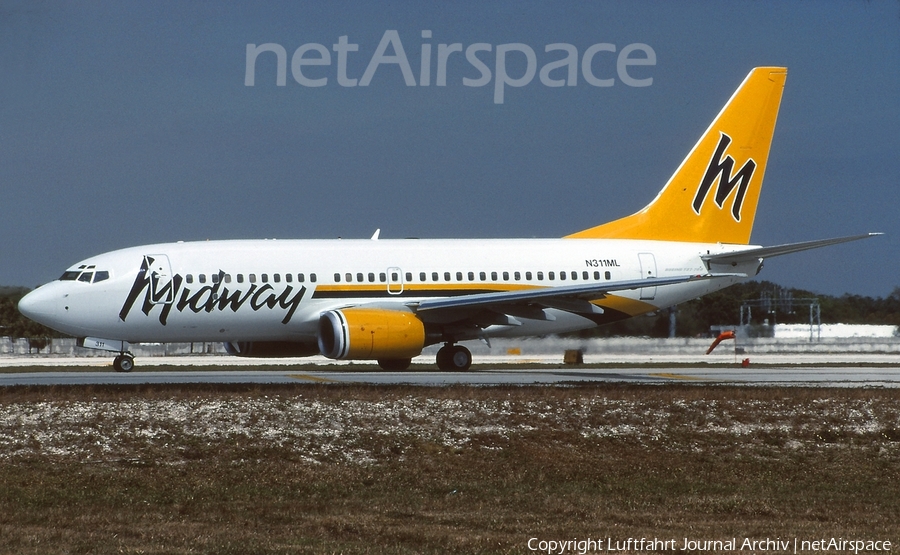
[567,67,787,244]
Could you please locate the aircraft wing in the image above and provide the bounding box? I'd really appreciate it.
[703,233,882,266]
[413,274,727,320]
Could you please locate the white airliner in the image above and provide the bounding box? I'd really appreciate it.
[19,67,878,372]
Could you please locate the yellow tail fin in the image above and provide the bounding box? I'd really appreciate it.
[567,67,787,244]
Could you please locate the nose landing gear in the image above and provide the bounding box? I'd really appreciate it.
[77,338,135,372]
[436,343,472,371]
[113,354,135,373]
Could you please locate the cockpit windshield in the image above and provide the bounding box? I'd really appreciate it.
[59,265,110,283]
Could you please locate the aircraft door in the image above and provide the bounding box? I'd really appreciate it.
[145,254,175,305]
[386,267,404,295]
[638,253,657,300]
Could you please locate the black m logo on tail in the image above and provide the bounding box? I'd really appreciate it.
[692,133,756,221]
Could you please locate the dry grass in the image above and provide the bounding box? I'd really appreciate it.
[0,384,898,554]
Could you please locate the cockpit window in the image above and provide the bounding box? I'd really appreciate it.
[60,269,110,283]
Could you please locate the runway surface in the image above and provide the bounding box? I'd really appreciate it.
[2,365,899,387]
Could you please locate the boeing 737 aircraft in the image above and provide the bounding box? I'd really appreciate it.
[19,67,878,372]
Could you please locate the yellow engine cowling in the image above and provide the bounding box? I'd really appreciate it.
[318,308,426,360]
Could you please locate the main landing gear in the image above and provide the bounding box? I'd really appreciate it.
[113,354,135,373]
[436,343,472,371]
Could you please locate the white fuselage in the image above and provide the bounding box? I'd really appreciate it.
[19,237,757,347]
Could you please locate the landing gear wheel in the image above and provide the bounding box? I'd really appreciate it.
[377,358,412,371]
[113,355,134,373]
[436,344,472,371]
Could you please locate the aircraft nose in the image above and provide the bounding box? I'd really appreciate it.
[18,285,63,327]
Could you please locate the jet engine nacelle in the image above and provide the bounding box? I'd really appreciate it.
[318,308,426,360]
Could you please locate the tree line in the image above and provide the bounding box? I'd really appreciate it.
[576,281,900,338]
[2,282,899,342]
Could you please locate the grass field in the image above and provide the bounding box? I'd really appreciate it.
[0,383,898,554]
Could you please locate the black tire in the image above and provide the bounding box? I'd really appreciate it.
[113,355,134,373]
[450,345,472,371]
[436,345,453,370]
[436,345,472,371]
[377,358,412,371]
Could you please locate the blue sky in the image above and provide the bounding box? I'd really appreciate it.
[2,1,898,298]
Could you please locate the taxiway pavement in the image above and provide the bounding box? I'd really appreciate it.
[1,364,899,388]
[3,352,899,387]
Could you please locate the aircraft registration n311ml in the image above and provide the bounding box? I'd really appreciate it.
[19,67,879,372]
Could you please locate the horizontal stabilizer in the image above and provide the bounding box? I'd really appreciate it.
[703,233,882,265]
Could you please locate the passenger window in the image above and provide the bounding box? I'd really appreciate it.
[479,272,486,281]
[212,274,219,284]
[444,272,451,281]
[549,272,555,280]
[391,272,399,281]
[186,274,194,284]
[199,274,207,284]
[514,271,521,280]
[526,271,532,280]
[468,272,475,281]
[249,274,256,283]
[583,271,589,280]
[559,271,566,281]
[356,273,363,282]
[491,272,498,281]
[310,273,317,282]
[237,274,244,283]
[345,273,352,282]
[262,274,269,283]
[369,273,376,283]
[593,271,600,280]
[224,274,232,284]
[502,271,509,280]
[298,274,305,283]
[406,272,412,282]
[379,273,386,282]
[571,271,578,280]
[456,272,463,281]
[605,271,611,280]
[274,274,281,283]
[432,272,439,281]
[285,274,292,283]
[537,272,543,281]
[334,273,341,282]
